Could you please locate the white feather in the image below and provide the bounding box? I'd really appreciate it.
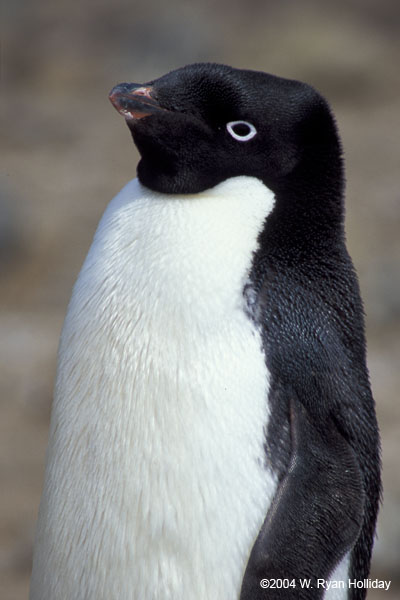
[30,176,277,600]
[323,553,350,600]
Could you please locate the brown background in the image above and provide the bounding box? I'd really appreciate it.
[2,1,399,598]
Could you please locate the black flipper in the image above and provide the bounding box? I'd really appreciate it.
[240,395,365,600]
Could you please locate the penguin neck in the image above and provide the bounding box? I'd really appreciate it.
[263,151,345,259]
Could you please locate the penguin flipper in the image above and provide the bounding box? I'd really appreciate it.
[240,395,365,600]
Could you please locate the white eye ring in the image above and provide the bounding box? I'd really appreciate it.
[226,120,257,142]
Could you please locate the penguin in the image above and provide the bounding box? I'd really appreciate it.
[30,63,381,600]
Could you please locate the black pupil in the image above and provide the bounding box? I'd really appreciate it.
[232,122,251,136]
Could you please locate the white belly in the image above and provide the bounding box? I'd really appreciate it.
[30,176,277,600]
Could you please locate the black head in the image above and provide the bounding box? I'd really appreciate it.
[109,62,343,205]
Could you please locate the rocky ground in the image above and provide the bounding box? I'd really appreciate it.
[2,1,399,598]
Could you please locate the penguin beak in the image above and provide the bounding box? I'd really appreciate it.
[109,83,165,121]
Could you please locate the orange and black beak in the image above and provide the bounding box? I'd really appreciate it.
[109,83,166,121]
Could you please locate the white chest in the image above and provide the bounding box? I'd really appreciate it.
[31,177,277,600]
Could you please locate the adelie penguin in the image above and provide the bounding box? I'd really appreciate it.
[30,63,381,599]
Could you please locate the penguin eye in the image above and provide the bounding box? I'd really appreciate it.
[226,120,257,142]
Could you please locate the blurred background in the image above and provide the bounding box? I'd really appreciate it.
[2,0,399,598]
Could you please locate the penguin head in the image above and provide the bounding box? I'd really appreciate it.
[109,63,342,196]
